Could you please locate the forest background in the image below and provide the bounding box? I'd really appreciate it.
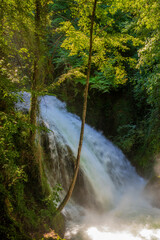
[0,0,160,239]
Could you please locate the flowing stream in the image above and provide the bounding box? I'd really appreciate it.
[17,93,160,240]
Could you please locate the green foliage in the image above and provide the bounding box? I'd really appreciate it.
[41,183,62,216]
[136,35,160,107]
[53,0,142,94]
[0,66,64,239]
[115,124,141,152]
[75,71,114,92]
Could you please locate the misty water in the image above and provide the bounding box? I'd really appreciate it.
[17,93,160,240]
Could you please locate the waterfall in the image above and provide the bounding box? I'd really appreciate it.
[40,95,144,206]
[17,92,160,240]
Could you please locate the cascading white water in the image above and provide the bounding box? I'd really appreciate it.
[17,92,160,240]
[40,95,144,206]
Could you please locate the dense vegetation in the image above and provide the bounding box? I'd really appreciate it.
[0,0,160,239]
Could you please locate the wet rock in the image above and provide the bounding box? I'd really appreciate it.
[40,124,101,210]
[144,176,160,208]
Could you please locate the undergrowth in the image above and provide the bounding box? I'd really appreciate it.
[0,77,65,239]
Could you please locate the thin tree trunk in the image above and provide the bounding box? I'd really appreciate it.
[29,0,41,145]
[30,62,38,144]
[0,0,4,30]
[0,0,4,57]
[56,0,97,214]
